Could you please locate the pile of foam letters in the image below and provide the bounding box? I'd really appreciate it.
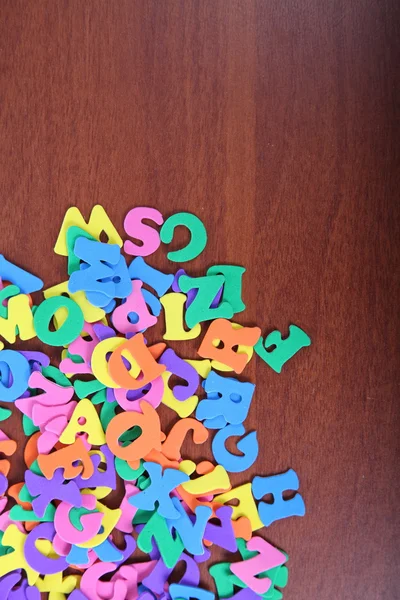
[0,206,311,600]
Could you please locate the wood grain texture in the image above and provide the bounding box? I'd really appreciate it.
[0,1,399,598]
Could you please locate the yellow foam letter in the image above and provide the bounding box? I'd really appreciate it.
[54,205,123,256]
[0,525,51,585]
[60,398,105,445]
[91,337,139,388]
[36,573,80,596]
[76,498,121,548]
[181,465,230,496]
[214,482,263,531]
[185,359,212,378]
[160,293,201,341]
[0,294,35,344]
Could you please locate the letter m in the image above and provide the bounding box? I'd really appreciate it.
[54,205,123,256]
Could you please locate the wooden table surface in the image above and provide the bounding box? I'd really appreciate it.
[0,2,399,599]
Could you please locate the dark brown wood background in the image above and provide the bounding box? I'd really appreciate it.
[0,1,399,599]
